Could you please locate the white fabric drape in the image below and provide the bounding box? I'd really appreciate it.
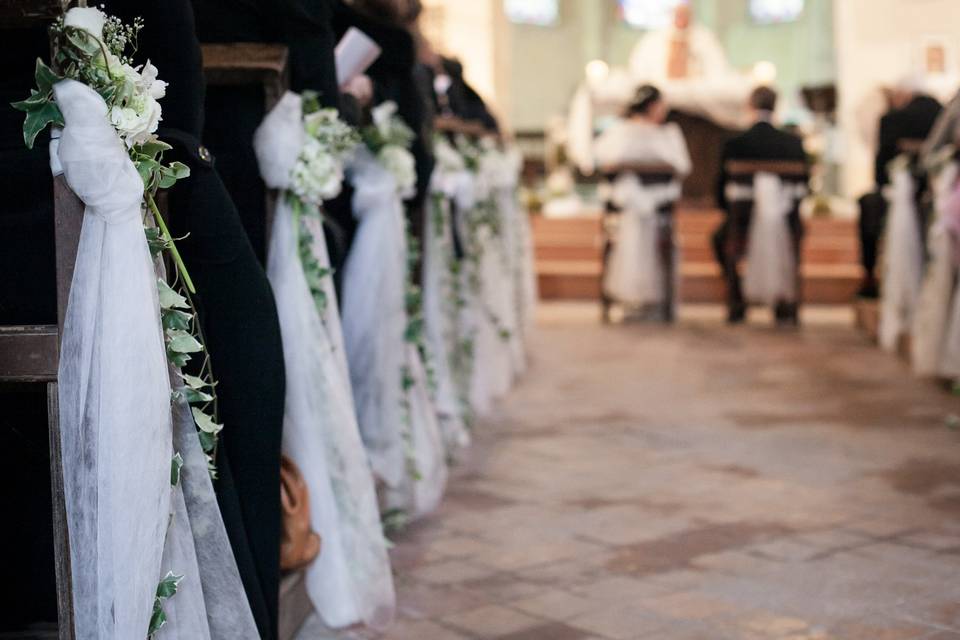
[880,167,925,351]
[53,78,172,639]
[54,78,259,640]
[255,92,395,629]
[343,147,447,518]
[424,176,471,452]
[603,176,680,307]
[911,163,958,375]
[736,173,798,305]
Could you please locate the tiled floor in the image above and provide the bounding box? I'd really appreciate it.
[352,304,960,639]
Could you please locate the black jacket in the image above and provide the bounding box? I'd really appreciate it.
[875,94,942,187]
[716,120,807,211]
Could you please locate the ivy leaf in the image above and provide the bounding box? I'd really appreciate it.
[157,279,189,309]
[181,386,213,404]
[169,161,190,179]
[33,58,62,96]
[21,101,64,149]
[179,372,212,391]
[198,430,217,453]
[167,351,191,368]
[192,407,223,434]
[156,572,183,599]
[147,600,167,637]
[139,139,172,159]
[166,329,203,354]
[161,309,192,332]
[145,227,168,258]
[170,453,184,487]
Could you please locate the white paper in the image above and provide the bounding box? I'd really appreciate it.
[336,28,382,88]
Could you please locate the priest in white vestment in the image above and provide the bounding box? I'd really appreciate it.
[629,2,729,83]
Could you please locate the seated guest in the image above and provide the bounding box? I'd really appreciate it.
[594,84,691,175]
[858,78,942,298]
[593,85,690,318]
[712,86,807,324]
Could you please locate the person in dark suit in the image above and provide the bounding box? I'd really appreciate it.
[712,86,808,324]
[108,2,289,638]
[857,83,942,298]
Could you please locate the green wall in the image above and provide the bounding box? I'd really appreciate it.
[506,0,836,131]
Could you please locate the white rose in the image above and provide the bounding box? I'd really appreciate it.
[378,144,416,198]
[292,139,345,203]
[109,94,162,148]
[139,61,168,100]
[372,101,399,139]
[64,7,106,42]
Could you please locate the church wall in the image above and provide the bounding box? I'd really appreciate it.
[835,0,960,196]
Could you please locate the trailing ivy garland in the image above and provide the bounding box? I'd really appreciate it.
[13,9,221,634]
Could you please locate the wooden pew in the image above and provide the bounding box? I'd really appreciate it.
[723,159,809,322]
[201,41,313,640]
[0,4,79,638]
[599,163,680,324]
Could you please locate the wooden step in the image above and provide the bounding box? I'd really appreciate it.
[536,260,861,304]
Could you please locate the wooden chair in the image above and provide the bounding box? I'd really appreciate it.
[599,163,680,324]
[722,159,808,320]
[0,4,80,638]
[201,41,313,640]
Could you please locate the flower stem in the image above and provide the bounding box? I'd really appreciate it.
[146,193,196,294]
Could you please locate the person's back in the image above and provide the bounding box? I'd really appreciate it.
[876,93,942,187]
[713,86,807,324]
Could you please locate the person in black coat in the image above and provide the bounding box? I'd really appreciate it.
[105,2,287,638]
[712,86,808,324]
[333,0,435,266]
[857,84,942,297]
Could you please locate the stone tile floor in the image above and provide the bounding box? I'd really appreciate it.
[345,304,960,639]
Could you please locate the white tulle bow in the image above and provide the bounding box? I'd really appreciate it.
[742,173,798,305]
[880,167,925,350]
[53,78,172,639]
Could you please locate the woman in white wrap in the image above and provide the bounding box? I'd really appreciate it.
[341,129,448,520]
[594,85,691,316]
[254,93,395,631]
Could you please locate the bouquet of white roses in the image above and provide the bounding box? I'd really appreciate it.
[361,101,417,197]
[290,92,359,205]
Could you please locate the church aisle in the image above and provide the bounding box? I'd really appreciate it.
[380,304,960,640]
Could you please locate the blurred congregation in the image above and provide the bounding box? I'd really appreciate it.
[4,0,960,638]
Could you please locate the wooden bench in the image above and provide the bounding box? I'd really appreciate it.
[599,163,679,324]
[723,159,809,320]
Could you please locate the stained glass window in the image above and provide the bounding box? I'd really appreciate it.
[618,0,683,30]
[749,0,804,24]
[504,0,559,26]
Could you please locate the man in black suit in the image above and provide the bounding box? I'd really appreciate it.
[712,86,808,324]
[857,82,942,298]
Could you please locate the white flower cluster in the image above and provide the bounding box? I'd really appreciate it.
[292,108,358,205]
[434,136,466,174]
[64,7,166,148]
[366,101,417,197]
[379,144,417,198]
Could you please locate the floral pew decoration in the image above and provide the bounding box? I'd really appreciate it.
[253,90,396,630]
[14,7,256,638]
[341,101,448,526]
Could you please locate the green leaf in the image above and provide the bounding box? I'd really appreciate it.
[166,329,202,354]
[179,372,212,391]
[198,430,217,453]
[33,58,62,96]
[169,161,190,179]
[157,279,189,309]
[21,101,64,149]
[139,139,172,158]
[170,453,184,487]
[181,387,213,404]
[167,351,191,368]
[192,407,223,434]
[147,600,167,636]
[155,572,183,599]
[161,309,192,332]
